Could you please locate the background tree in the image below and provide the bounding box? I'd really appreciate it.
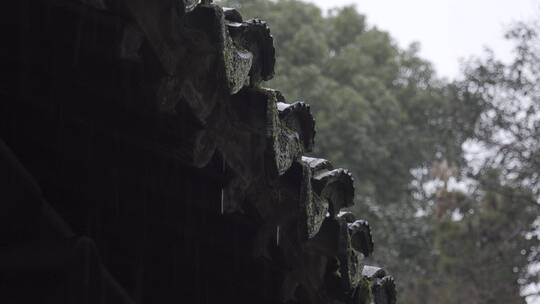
[452,22,540,303]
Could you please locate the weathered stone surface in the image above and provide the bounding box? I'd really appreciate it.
[278,101,316,152]
[0,0,399,303]
[337,211,357,223]
[122,0,187,75]
[283,161,328,240]
[348,220,374,257]
[303,157,355,215]
[181,4,252,120]
[303,157,332,172]
[371,276,397,304]
[362,266,397,304]
[227,19,276,86]
[315,169,355,215]
[184,0,201,12]
[362,266,387,280]
[217,88,303,185]
[223,7,243,23]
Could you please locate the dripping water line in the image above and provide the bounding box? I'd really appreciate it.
[220,188,224,214]
[276,226,280,246]
[220,158,225,214]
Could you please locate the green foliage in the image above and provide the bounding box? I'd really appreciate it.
[431,170,538,304]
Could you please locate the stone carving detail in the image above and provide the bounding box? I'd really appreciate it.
[278,101,316,151]
[362,266,398,304]
[0,0,397,303]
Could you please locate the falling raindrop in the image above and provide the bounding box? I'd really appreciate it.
[276,226,280,246]
[221,158,226,214]
[220,188,224,214]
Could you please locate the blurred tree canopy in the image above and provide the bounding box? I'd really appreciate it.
[221,1,540,303]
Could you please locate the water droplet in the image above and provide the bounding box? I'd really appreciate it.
[220,188,224,214]
[276,226,280,246]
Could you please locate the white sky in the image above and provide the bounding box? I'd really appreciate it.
[307,0,540,80]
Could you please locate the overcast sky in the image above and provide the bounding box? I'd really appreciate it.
[307,0,539,80]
